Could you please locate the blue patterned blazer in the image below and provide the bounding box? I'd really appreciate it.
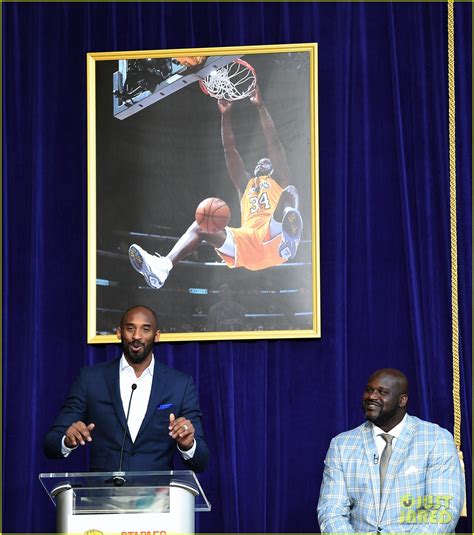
[317,415,464,533]
[44,357,209,473]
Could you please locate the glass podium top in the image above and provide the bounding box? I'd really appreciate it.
[39,470,211,513]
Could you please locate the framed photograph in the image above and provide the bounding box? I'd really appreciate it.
[87,43,320,343]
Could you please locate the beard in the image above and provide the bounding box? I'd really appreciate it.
[122,339,154,364]
[364,402,399,427]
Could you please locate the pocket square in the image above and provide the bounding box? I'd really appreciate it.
[157,403,173,410]
[404,465,419,475]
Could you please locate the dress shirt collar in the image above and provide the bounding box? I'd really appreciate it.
[120,354,155,378]
[372,412,407,441]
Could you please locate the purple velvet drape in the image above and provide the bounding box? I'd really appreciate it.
[3,2,471,533]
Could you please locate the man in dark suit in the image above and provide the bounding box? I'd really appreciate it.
[44,305,209,473]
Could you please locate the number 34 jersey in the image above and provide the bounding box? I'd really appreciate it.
[216,175,288,271]
[240,175,283,228]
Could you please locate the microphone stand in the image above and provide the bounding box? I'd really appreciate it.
[113,383,137,487]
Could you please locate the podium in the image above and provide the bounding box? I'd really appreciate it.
[39,470,211,534]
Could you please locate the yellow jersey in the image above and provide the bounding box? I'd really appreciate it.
[216,176,287,271]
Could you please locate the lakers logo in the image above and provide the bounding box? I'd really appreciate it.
[83,530,103,535]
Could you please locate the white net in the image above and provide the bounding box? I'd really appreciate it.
[199,60,257,101]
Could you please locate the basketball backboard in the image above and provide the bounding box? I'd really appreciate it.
[113,55,241,120]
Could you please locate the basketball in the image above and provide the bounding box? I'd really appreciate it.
[195,197,231,233]
[175,56,207,68]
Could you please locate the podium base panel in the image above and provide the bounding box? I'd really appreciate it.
[66,510,194,534]
[57,486,195,534]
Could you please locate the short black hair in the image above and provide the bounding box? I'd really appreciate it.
[120,305,158,330]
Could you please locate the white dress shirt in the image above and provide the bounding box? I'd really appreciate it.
[62,354,196,459]
[372,412,407,456]
[119,354,154,442]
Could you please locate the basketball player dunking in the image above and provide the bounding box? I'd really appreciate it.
[129,85,303,290]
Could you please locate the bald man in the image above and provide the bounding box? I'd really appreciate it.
[318,369,464,533]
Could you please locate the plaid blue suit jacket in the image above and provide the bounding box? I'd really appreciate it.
[317,415,464,533]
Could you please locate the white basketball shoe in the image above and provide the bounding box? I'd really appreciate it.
[128,244,173,289]
[279,207,303,260]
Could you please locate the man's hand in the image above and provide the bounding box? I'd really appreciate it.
[249,85,263,108]
[169,413,195,451]
[218,98,232,114]
[64,421,95,448]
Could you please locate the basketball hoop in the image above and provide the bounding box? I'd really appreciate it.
[199,59,257,101]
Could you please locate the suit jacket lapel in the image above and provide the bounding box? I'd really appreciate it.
[379,415,416,518]
[362,422,381,511]
[135,359,169,441]
[104,358,128,431]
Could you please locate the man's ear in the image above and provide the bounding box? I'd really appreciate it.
[154,330,161,343]
[399,393,408,408]
[116,327,122,341]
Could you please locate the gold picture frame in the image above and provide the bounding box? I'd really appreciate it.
[87,43,320,343]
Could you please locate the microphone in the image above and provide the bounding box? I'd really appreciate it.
[373,454,379,465]
[113,383,137,487]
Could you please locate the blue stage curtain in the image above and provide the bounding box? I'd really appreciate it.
[2,2,471,533]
